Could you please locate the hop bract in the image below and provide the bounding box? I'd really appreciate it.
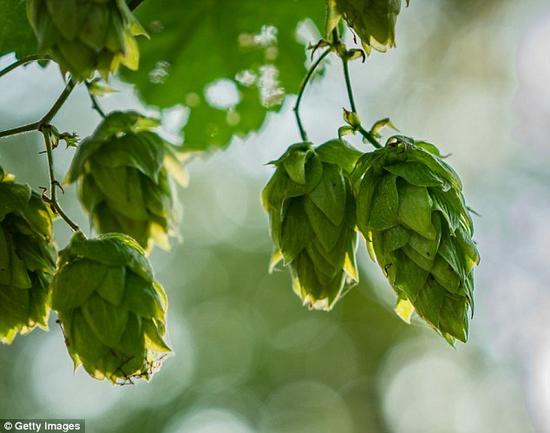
[327,0,408,54]
[52,233,170,383]
[0,168,56,344]
[66,111,187,252]
[26,0,147,80]
[353,136,480,343]
[262,140,360,311]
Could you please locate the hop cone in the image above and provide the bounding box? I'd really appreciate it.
[52,232,170,383]
[26,0,147,80]
[353,136,480,343]
[66,111,187,252]
[327,0,407,54]
[262,140,360,310]
[0,168,56,344]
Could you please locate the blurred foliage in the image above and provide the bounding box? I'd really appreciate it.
[0,0,36,57]
[122,0,324,151]
[0,0,325,151]
[26,0,147,80]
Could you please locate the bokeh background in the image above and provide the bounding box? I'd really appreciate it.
[1,0,550,431]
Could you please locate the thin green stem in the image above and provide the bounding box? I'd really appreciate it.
[0,78,76,139]
[358,126,382,149]
[341,56,381,147]
[0,122,41,138]
[0,55,45,79]
[332,29,382,149]
[293,48,331,142]
[41,127,81,233]
[85,82,106,118]
[341,57,357,113]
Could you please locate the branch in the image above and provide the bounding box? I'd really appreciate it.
[41,79,77,124]
[0,121,41,138]
[293,48,332,142]
[41,126,81,233]
[0,55,46,79]
[0,78,76,139]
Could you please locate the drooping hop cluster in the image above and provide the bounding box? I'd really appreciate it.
[66,111,187,251]
[352,136,480,343]
[262,140,360,310]
[52,233,171,383]
[26,0,147,80]
[327,0,409,53]
[0,168,56,344]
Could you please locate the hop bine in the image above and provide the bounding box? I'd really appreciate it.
[0,167,56,344]
[26,0,147,80]
[52,233,171,383]
[352,135,480,344]
[326,0,409,54]
[66,111,188,252]
[262,140,360,310]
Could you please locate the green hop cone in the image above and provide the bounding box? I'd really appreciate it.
[326,0,408,54]
[352,136,480,344]
[262,140,360,311]
[52,232,170,383]
[0,168,56,344]
[26,0,147,80]
[66,111,188,252]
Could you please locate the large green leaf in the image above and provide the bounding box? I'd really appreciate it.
[122,0,324,151]
[0,0,37,58]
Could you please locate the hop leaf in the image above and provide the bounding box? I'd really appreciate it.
[353,136,480,344]
[327,0,408,54]
[262,140,361,311]
[66,111,187,252]
[0,168,56,344]
[26,0,147,80]
[52,232,170,383]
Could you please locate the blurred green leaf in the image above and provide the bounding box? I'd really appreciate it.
[122,0,324,151]
[0,0,36,58]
